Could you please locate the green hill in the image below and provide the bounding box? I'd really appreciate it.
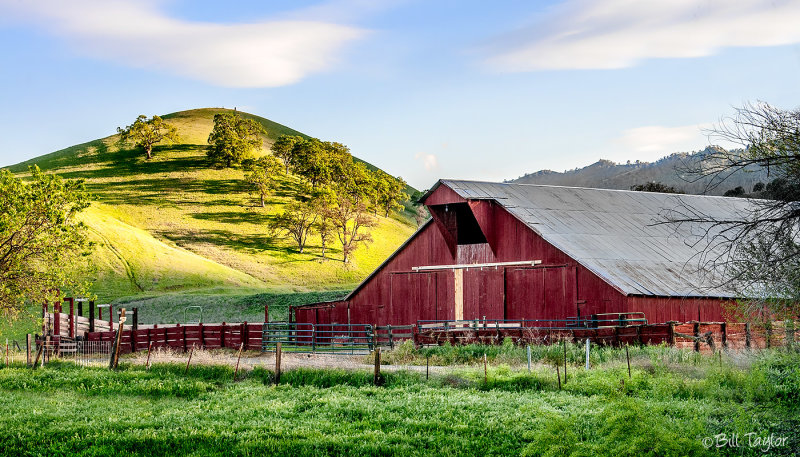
[4,108,417,331]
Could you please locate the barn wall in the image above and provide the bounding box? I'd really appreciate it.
[296,185,730,326]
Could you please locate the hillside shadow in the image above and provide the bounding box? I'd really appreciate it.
[191,211,272,225]
[159,228,292,255]
[90,178,248,206]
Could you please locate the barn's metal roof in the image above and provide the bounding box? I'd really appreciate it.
[438,179,758,298]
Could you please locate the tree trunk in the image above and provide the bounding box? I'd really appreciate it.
[145,146,153,160]
[260,193,265,207]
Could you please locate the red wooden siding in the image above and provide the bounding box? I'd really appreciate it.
[296,185,729,326]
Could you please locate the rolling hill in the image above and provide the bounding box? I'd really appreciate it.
[509,146,770,195]
[4,108,418,329]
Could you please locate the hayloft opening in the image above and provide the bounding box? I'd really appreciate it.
[428,203,487,245]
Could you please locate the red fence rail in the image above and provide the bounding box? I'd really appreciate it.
[85,322,264,354]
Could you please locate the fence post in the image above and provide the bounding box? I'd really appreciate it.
[693,322,700,352]
[54,301,61,337]
[42,301,48,335]
[199,323,205,349]
[26,334,32,367]
[243,322,248,351]
[68,298,74,339]
[89,301,95,333]
[109,308,125,370]
[109,305,113,332]
[745,322,751,349]
[585,338,590,370]
[373,347,382,386]
[721,322,727,349]
[388,325,393,350]
[563,341,568,384]
[275,341,282,385]
[221,322,227,349]
[183,326,187,353]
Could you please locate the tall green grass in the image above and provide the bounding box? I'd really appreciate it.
[0,349,796,456]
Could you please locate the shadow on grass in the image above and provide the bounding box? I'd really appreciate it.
[158,228,292,255]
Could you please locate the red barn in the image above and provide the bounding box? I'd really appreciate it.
[295,180,750,326]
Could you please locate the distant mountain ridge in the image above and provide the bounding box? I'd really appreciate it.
[508,146,769,195]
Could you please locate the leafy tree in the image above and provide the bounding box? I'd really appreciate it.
[207,112,265,167]
[244,155,284,207]
[375,171,409,217]
[630,182,683,194]
[670,101,800,317]
[752,182,765,193]
[723,186,745,197]
[311,195,336,261]
[325,192,377,264]
[0,166,92,318]
[117,115,180,160]
[271,135,304,169]
[268,201,318,254]
[287,139,354,188]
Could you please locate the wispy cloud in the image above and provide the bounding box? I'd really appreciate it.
[616,124,711,154]
[484,0,800,71]
[415,152,439,171]
[0,0,367,87]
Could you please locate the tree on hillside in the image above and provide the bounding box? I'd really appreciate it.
[288,139,352,188]
[244,155,284,207]
[268,200,318,254]
[375,172,409,217]
[117,115,180,160]
[325,161,378,264]
[630,182,684,194]
[207,112,266,167]
[271,135,304,169]
[0,166,92,318]
[668,101,800,317]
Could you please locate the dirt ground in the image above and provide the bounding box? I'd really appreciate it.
[122,348,458,375]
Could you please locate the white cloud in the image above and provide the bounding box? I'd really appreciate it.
[0,0,367,87]
[414,152,439,171]
[616,124,711,154]
[485,0,800,71]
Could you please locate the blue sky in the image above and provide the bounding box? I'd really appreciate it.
[1,0,799,189]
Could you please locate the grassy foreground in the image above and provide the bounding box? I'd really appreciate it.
[0,347,797,456]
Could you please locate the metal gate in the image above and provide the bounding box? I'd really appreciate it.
[262,323,374,354]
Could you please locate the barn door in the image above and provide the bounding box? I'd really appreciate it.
[463,268,504,320]
[390,272,438,325]
[504,266,575,321]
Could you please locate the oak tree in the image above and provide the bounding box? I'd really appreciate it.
[117,114,180,160]
[207,112,266,167]
[0,167,92,318]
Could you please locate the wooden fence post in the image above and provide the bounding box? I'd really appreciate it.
[185,345,194,375]
[89,301,95,333]
[68,298,74,339]
[26,334,32,367]
[109,308,125,370]
[199,323,205,349]
[721,322,728,349]
[264,305,269,323]
[53,301,61,337]
[242,322,248,351]
[563,341,568,384]
[221,322,227,349]
[109,305,113,332]
[745,323,751,349]
[693,322,700,352]
[373,347,382,386]
[668,322,676,346]
[275,341,282,385]
[234,342,244,381]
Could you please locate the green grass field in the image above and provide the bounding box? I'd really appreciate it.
[0,346,796,456]
[2,108,418,339]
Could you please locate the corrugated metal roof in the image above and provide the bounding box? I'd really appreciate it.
[440,179,757,298]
